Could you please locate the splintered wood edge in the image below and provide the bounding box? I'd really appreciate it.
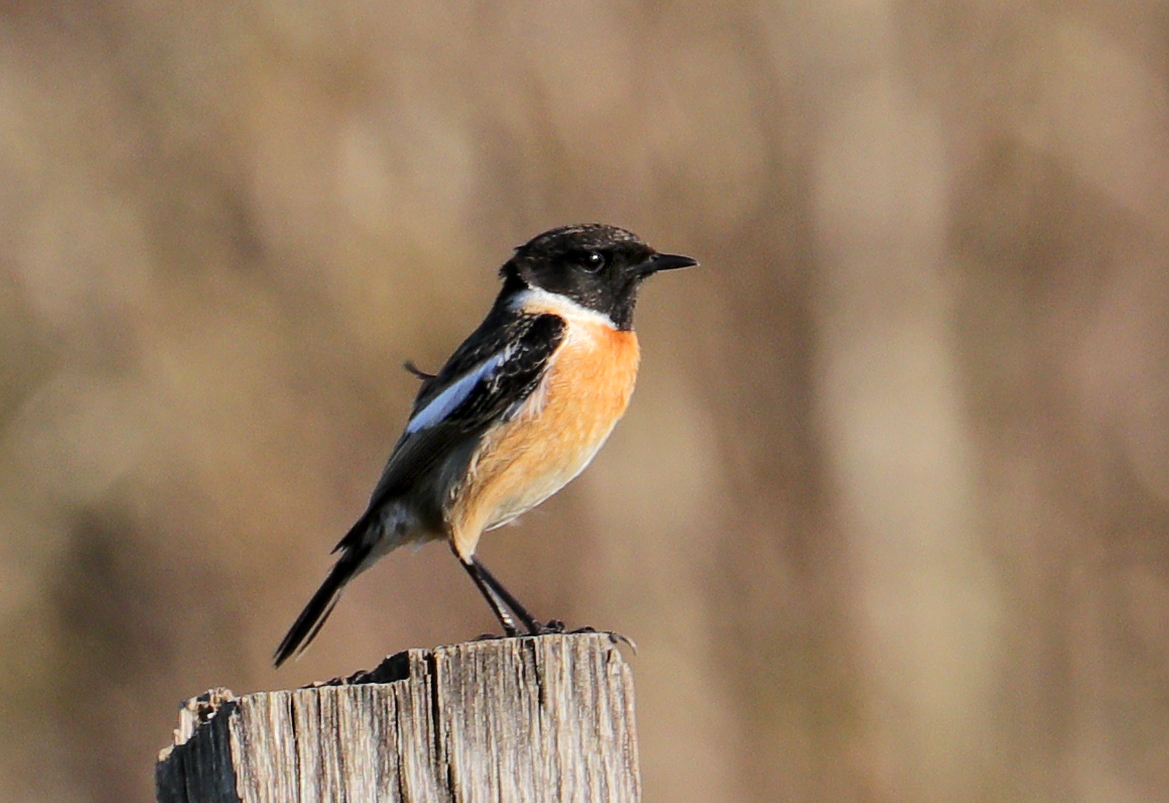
[157,687,238,762]
[158,633,632,759]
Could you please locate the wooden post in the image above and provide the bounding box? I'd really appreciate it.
[156,632,640,803]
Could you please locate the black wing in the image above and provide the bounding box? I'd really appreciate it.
[333,311,566,552]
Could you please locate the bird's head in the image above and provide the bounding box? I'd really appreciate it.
[501,224,696,330]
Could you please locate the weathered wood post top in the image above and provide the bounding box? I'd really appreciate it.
[156,632,640,803]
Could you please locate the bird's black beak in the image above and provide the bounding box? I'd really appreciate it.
[637,252,698,275]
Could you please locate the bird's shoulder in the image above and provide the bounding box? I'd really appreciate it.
[410,303,566,421]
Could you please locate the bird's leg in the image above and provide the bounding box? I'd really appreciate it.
[458,555,520,636]
[470,557,547,635]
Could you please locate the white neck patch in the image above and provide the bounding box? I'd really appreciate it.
[510,286,617,330]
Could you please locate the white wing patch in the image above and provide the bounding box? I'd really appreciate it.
[405,354,503,433]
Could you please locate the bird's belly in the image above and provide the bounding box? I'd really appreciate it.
[447,325,640,557]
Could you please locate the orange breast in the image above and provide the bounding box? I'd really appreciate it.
[448,321,640,558]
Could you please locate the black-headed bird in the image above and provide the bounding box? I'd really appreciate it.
[274,224,696,666]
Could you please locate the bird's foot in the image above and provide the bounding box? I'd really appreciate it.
[476,620,634,651]
[531,621,637,652]
[570,625,637,652]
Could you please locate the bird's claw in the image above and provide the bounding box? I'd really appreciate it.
[544,622,638,653]
[475,621,635,653]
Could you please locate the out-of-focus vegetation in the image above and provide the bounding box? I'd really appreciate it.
[2,2,1168,802]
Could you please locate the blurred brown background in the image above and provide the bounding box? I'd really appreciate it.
[2,1,1168,801]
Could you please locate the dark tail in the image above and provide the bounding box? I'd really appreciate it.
[273,547,368,667]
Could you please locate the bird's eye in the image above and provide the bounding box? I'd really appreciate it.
[581,251,607,272]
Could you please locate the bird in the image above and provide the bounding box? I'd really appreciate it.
[274,223,696,667]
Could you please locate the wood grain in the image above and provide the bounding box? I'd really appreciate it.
[156,633,639,803]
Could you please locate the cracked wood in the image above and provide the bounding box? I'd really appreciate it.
[156,633,640,803]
